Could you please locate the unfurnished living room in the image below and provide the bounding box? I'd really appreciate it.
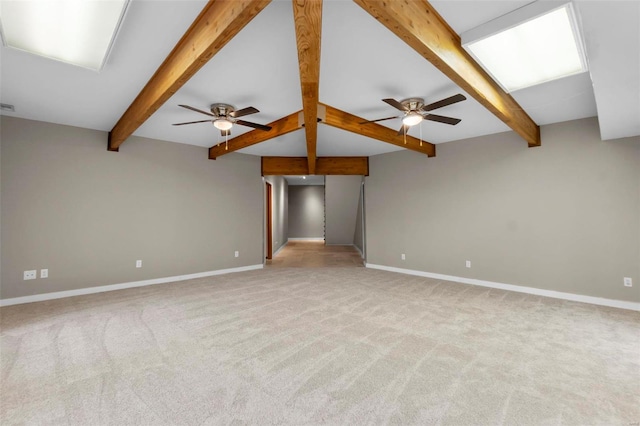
[1,0,639,424]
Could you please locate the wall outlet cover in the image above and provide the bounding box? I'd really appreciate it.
[466,260,471,268]
[24,270,37,280]
[40,269,48,278]
[624,277,633,287]
[234,251,239,258]
[401,254,406,261]
[136,260,142,268]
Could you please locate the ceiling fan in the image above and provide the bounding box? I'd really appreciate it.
[360,94,467,134]
[173,103,272,136]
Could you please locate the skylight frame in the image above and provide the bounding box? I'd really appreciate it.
[461,1,588,93]
[0,0,131,72]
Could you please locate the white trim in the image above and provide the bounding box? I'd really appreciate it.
[287,237,324,241]
[365,264,640,312]
[0,264,264,307]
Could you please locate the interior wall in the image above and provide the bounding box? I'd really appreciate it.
[263,176,288,255]
[325,175,362,245]
[353,179,365,257]
[288,185,325,239]
[1,117,264,300]
[366,117,640,303]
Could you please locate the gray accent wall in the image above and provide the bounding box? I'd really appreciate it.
[264,175,288,255]
[288,185,325,239]
[1,117,263,300]
[366,117,640,302]
[325,175,362,245]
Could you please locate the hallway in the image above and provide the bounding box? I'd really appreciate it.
[266,240,364,268]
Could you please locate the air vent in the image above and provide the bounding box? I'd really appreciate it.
[0,103,15,112]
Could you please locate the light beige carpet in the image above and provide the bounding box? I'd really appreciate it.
[1,267,639,425]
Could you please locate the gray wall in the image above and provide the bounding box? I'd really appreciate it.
[264,175,288,254]
[325,175,362,245]
[366,117,640,302]
[353,180,364,257]
[288,185,325,239]
[1,117,263,300]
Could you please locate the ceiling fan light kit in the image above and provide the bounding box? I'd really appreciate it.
[213,119,233,131]
[402,112,423,126]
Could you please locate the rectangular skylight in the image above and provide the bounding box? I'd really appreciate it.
[0,0,129,71]
[462,1,587,92]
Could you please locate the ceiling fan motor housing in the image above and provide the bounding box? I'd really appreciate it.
[210,103,235,117]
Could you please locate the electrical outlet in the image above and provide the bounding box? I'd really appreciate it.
[40,269,48,278]
[24,270,36,280]
[401,253,406,261]
[136,260,142,268]
[234,251,239,258]
[466,260,471,268]
[624,277,633,287]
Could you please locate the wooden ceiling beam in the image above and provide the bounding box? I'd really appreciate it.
[209,110,302,159]
[292,0,323,173]
[107,0,271,152]
[262,156,369,176]
[321,103,436,157]
[353,0,540,147]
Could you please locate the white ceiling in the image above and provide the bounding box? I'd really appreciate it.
[1,0,638,159]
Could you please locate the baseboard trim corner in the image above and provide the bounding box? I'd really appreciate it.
[0,264,264,307]
[365,264,640,312]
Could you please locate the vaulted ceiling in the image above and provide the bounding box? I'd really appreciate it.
[1,0,638,175]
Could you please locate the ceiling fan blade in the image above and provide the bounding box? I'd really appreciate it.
[230,106,259,118]
[421,94,467,112]
[236,120,272,131]
[178,104,215,117]
[397,124,410,135]
[359,115,399,124]
[221,129,231,137]
[383,98,408,112]
[172,119,213,126]
[424,113,461,125]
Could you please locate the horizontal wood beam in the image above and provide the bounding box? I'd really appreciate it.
[209,111,303,159]
[293,0,323,173]
[321,103,436,157]
[261,156,369,175]
[353,0,540,148]
[108,0,271,151]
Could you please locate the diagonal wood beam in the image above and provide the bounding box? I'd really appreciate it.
[108,0,271,152]
[292,0,323,173]
[353,0,540,147]
[262,156,369,175]
[209,111,303,159]
[321,103,436,157]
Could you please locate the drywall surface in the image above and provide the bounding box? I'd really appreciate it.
[353,180,364,257]
[264,175,288,254]
[1,117,263,299]
[288,185,325,239]
[325,175,362,245]
[366,117,640,302]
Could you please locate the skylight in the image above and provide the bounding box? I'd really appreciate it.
[462,2,587,92]
[0,0,129,71]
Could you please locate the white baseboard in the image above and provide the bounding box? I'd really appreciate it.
[354,245,364,258]
[0,264,264,307]
[288,237,324,241]
[365,263,640,312]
